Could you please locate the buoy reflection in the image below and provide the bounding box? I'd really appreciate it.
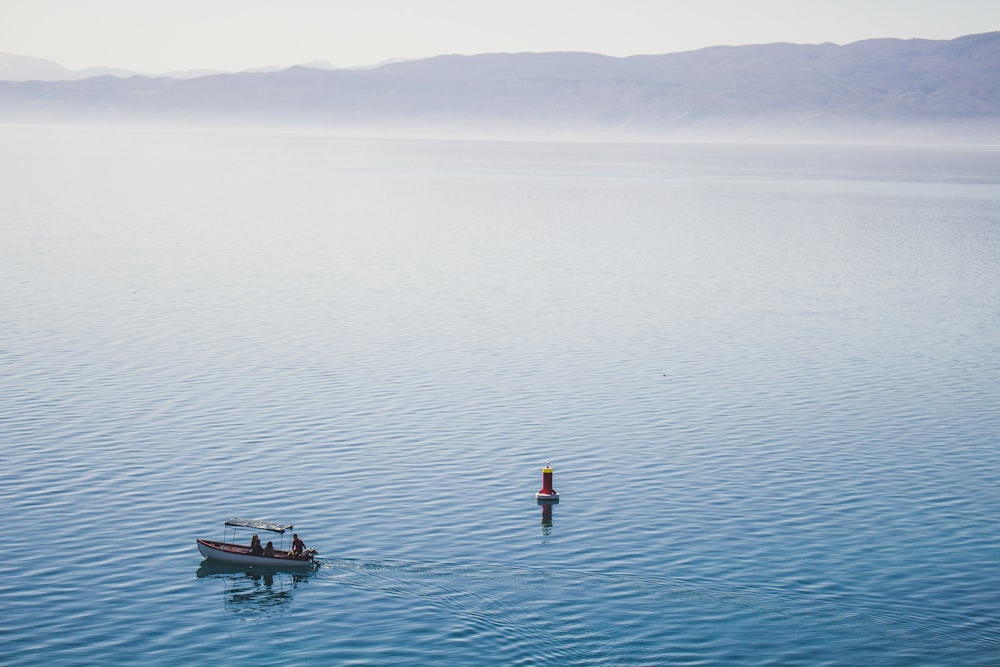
[538,497,558,536]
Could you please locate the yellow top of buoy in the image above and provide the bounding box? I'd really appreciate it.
[542,467,553,473]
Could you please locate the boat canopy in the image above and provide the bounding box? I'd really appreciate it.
[225,517,294,534]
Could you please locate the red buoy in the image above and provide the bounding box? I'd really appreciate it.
[535,462,559,501]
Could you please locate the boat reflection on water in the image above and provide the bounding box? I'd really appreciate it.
[196,560,312,615]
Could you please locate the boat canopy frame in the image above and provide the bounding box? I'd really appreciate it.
[225,517,294,534]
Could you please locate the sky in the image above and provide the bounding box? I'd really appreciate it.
[2,0,1000,73]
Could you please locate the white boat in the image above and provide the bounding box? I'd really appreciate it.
[197,517,318,569]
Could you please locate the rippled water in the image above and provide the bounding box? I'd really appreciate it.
[2,126,999,665]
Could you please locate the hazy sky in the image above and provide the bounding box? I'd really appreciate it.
[3,0,999,73]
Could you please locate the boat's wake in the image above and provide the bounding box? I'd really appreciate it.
[305,556,998,665]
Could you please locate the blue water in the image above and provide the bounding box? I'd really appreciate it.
[2,126,999,665]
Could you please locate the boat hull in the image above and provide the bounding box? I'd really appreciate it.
[197,539,316,569]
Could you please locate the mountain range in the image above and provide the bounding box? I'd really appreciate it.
[1,32,998,142]
[0,52,229,81]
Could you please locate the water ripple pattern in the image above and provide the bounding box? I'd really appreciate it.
[1,127,999,665]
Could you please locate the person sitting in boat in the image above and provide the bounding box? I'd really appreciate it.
[250,534,263,555]
[291,533,307,556]
[263,541,275,557]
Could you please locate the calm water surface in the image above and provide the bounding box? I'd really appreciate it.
[1,126,999,665]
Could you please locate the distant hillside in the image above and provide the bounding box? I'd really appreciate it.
[0,53,224,81]
[0,52,136,80]
[1,33,998,142]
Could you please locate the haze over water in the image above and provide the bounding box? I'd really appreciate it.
[2,125,999,665]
